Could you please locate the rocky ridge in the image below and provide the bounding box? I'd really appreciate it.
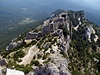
[0,10,100,75]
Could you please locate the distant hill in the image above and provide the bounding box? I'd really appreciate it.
[0,0,100,25]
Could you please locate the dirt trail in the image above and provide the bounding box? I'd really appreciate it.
[19,45,39,66]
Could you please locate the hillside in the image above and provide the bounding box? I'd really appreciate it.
[1,0,100,51]
[0,10,100,75]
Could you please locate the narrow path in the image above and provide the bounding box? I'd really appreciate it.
[19,45,39,66]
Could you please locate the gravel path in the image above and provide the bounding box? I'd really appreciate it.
[19,45,39,66]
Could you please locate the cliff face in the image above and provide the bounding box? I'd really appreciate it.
[0,10,100,75]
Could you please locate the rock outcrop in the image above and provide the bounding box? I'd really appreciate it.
[34,62,71,75]
[6,41,22,50]
[6,68,25,75]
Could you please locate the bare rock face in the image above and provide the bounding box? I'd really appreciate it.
[34,63,71,75]
[6,41,22,50]
[0,68,2,75]
[6,42,17,50]
[85,27,92,42]
[6,68,25,75]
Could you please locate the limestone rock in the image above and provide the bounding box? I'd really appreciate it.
[34,63,71,75]
[6,41,22,50]
[6,68,25,75]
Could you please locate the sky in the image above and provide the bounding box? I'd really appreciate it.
[67,0,99,11]
[75,0,100,10]
[83,0,99,6]
[0,0,99,8]
[83,0,99,4]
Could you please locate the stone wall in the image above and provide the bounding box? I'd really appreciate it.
[26,32,41,40]
[42,24,51,35]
